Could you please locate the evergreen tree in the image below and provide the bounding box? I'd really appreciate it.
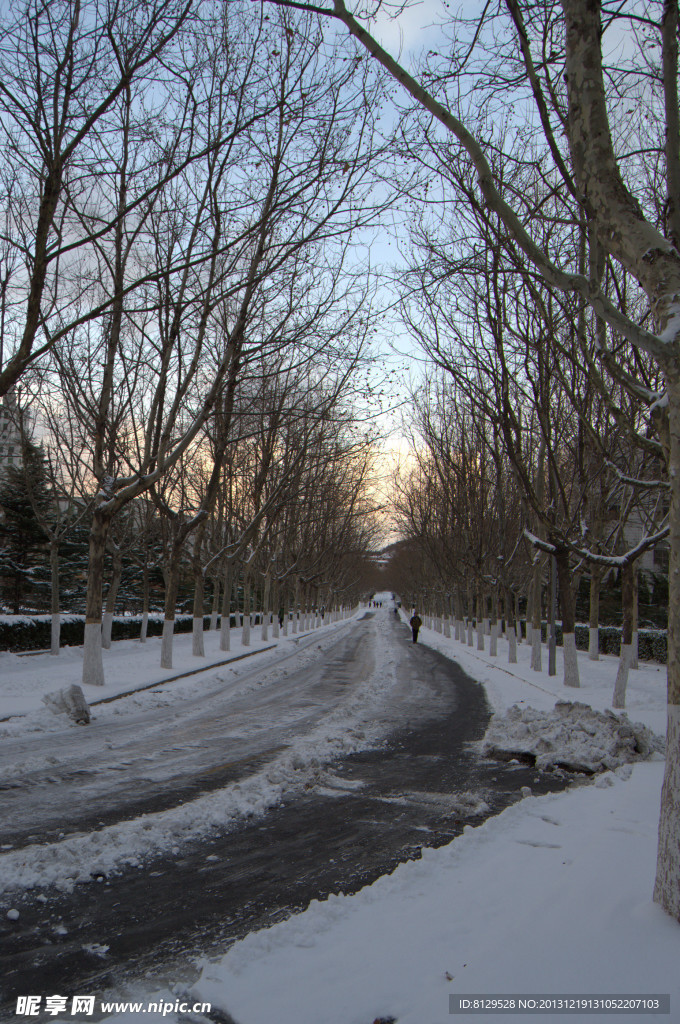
[0,444,51,613]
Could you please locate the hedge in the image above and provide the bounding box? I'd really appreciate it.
[0,612,257,653]
[515,620,667,664]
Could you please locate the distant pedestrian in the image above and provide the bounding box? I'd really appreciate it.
[409,612,422,643]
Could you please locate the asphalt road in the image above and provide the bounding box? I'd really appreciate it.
[0,612,574,1020]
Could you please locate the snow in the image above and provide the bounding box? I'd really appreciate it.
[2,606,677,1023]
[0,619,282,723]
[178,762,675,1024]
[481,701,664,774]
[0,610,425,892]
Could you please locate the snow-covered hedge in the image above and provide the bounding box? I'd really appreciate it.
[517,621,667,664]
[0,613,241,653]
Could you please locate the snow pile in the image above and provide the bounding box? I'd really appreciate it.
[482,700,664,774]
[42,684,91,725]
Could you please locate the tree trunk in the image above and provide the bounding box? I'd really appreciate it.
[49,539,60,656]
[444,592,452,637]
[140,564,150,643]
[631,563,639,669]
[589,565,601,660]
[302,582,310,632]
[161,557,181,670]
[82,510,111,687]
[613,561,635,708]
[531,558,542,671]
[192,525,207,657]
[505,587,517,664]
[489,588,498,657]
[555,546,580,688]
[272,578,280,638]
[192,570,206,657]
[654,371,680,921]
[261,570,272,641]
[210,577,220,631]
[242,570,251,646]
[525,585,533,647]
[102,548,122,650]
[219,561,233,652]
[476,592,484,650]
[292,576,299,633]
[283,583,290,635]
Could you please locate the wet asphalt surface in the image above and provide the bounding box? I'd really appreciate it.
[0,614,575,1021]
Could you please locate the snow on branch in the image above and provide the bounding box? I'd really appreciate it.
[606,460,669,490]
[571,524,670,567]
[524,529,556,554]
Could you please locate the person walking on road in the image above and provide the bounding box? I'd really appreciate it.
[409,612,422,644]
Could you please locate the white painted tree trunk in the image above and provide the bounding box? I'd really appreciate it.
[273,616,279,638]
[631,630,639,670]
[563,633,580,688]
[443,616,451,638]
[489,623,498,657]
[467,620,474,646]
[508,628,517,664]
[192,617,205,656]
[140,611,148,644]
[515,621,522,646]
[83,622,105,686]
[51,613,61,656]
[102,611,114,649]
[526,622,532,647]
[531,630,542,671]
[612,643,633,708]
[589,627,599,660]
[161,619,174,669]
[477,620,484,650]
[242,613,251,646]
[483,617,490,635]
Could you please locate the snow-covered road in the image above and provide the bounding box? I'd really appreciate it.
[1,616,386,847]
[3,607,665,1023]
[1,608,562,1015]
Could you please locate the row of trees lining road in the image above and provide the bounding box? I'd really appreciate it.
[392,371,667,703]
[259,0,680,923]
[0,1,389,685]
[0,398,376,651]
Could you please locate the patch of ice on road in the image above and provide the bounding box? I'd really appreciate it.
[481,700,664,773]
